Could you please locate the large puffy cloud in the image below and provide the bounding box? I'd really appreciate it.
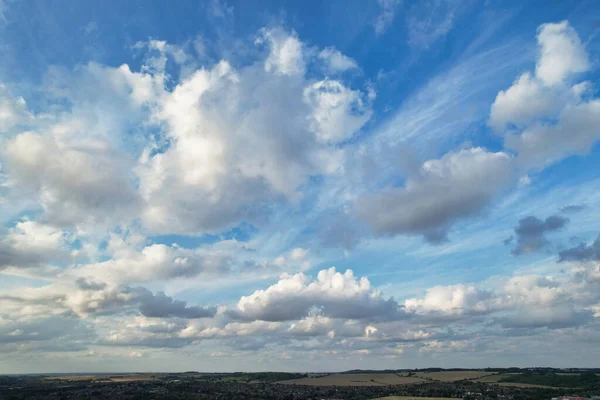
[1,27,372,236]
[2,279,215,321]
[402,268,596,331]
[110,286,216,319]
[490,21,599,168]
[404,284,496,316]
[228,267,402,322]
[490,21,590,130]
[356,148,515,242]
[2,259,596,354]
[136,29,372,234]
[506,98,600,167]
[2,18,600,366]
[69,233,306,285]
[489,72,562,131]
[0,64,152,228]
[4,130,139,228]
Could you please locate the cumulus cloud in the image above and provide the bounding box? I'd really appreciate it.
[356,148,515,242]
[510,214,569,255]
[1,61,165,230]
[2,17,600,366]
[303,80,372,143]
[23,280,217,320]
[135,28,372,234]
[0,220,69,269]
[490,21,599,168]
[1,27,372,239]
[70,233,290,285]
[535,21,590,86]
[4,131,139,228]
[228,267,402,322]
[0,27,372,237]
[404,284,496,316]
[489,72,562,131]
[403,270,595,332]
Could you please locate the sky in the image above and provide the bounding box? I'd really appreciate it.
[0,0,600,373]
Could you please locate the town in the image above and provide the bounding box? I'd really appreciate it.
[1,369,599,400]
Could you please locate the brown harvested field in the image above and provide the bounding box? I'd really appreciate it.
[108,374,160,382]
[45,373,161,382]
[278,373,426,386]
[412,371,497,382]
[374,397,459,400]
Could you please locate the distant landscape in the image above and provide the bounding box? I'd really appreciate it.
[2,368,599,399]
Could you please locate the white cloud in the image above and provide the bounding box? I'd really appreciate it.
[317,48,358,73]
[356,148,515,242]
[228,267,402,322]
[258,27,305,76]
[303,80,372,143]
[69,233,289,285]
[403,265,600,330]
[2,17,600,369]
[0,84,32,133]
[506,99,600,168]
[490,20,599,168]
[535,21,590,87]
[0,220,70,269]
[4,131,139,227]
[404,284,494,315]
[136,29,371,234]
[489,72,561,131]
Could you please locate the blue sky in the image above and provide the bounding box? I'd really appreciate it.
[1,0,600,373]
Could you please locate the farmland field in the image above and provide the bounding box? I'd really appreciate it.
[44,373,161,382]
[411,371,497,382]
[472,373,553,387]
[278,373,426,386]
